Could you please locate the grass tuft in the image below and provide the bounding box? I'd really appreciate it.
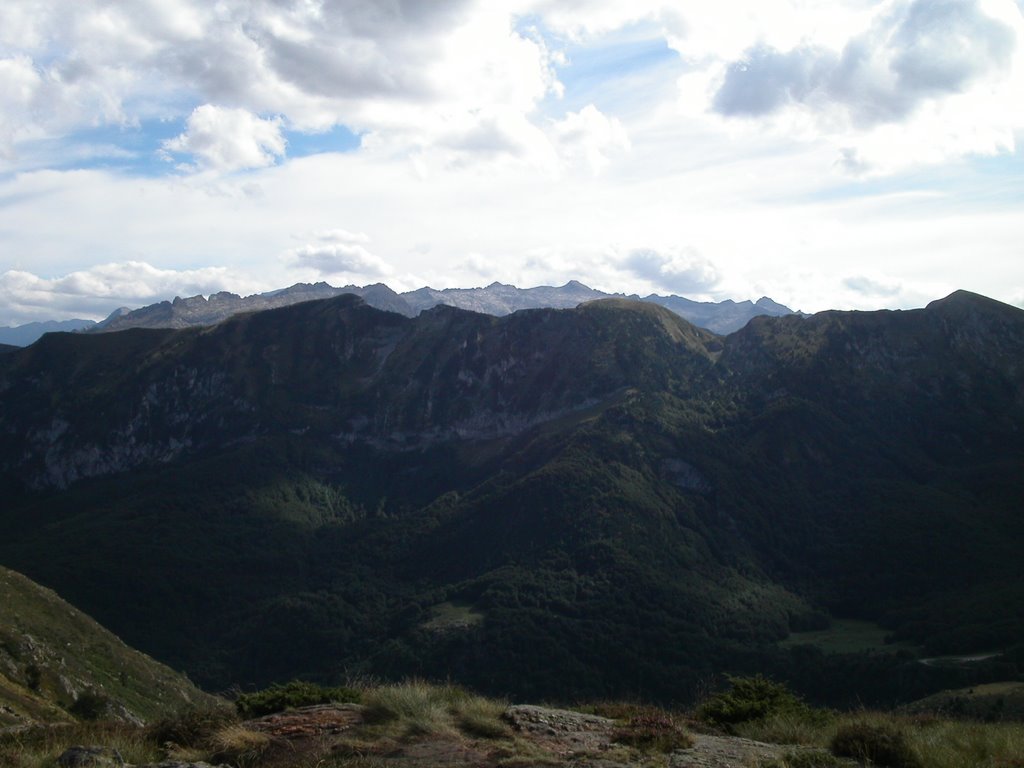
[830,720,922,768]
[208,723,273,767]
[148,703,239,749]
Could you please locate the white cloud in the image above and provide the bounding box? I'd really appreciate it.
[712,0,1016,125]
[163,105,286,171]
[285,230,392,279]
[843,274,903,298]
[0,261,253,325]
[702,0,1024,171]
[552,105,631,174]
[0,0,567,172]
[0,55,42,157]
[615,247,722,295]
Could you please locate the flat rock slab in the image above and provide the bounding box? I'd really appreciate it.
[245,703,363,739]
[668,733,782,767]
[504,704,617,755]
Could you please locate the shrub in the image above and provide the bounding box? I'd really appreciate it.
[235,680,361,718]
[150,705,240,749]
[830,721,922,768]
[698,675,819,731]
[68,689,112,721]
[612,713,695,753]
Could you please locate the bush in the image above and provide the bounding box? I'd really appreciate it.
[150,705,240,749]
[698,675,819,731]
[612,713,695,753]
[830,721,922,768]
[68,689,112,721]
[235,680,361,718]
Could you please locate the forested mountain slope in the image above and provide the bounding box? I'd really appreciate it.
[0,291,1020,705]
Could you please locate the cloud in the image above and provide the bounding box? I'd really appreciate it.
[712,0,1017,126]
[843,275,902,298]
[616,247,721,295]
[285,230,392,278]
[551,104,631,174]
[0,0,563,171]
[713,44,838,118]
[0,261,248,324]
[430,106,558,169]
[163,105,286,171]
[0,56,43,157]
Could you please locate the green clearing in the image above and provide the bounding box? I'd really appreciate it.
[419,602,485,633]
[780,619,914,655]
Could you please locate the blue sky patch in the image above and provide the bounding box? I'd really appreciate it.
[284,125,362,158]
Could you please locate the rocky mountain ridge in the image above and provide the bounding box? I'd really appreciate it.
[81,280,794,339]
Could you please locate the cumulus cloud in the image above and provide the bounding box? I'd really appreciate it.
[713,44,838,118]
[430,106,558,169]
[0,56,43,157]
[0,261,246,324]
[712,0,1017,126]
[551,105,630,174]
[0,0,565,171]
[285,230,392,278]
[163,105,286,171]
[616,247,721,295]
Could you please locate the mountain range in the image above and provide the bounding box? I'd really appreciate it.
[0,319,96,347]
[0,281,796,347]
[0,289,1021,706]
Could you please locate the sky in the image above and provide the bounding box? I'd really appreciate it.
[1,0,1022,326]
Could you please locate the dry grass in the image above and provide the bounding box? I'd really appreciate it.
[360,680,459,738]
[734,711,836,746]
[208,723,274,766]
[358,680,510,741]
[734,707,1024,768]
[0,722,160,768]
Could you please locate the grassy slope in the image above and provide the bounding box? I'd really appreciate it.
[0,565,217,727]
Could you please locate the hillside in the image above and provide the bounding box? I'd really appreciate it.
[0,565,216,730]
[0,291,1021,705]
